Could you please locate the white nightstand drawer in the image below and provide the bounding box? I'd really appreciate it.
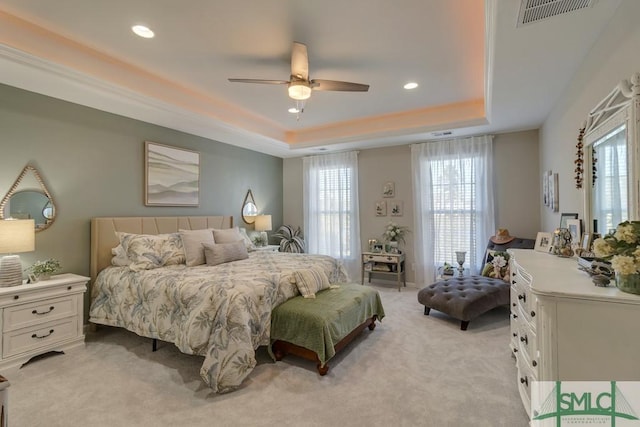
[3,317,78,358]
[3,295,77,332]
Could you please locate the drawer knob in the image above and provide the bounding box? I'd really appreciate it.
[32,329,55,339]
[532,360,538,367]
[32,306,55,316]
[67,286,72,290]
[520,335,528,345]
[513,348,518,353]
[520,376,528,386]
[518,294,526,302]
[13,295,19,300]
[512,332,517,337]
[512,313,518,319]
[531,311,536,317]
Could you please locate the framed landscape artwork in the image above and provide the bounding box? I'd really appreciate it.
[145,141,200,206]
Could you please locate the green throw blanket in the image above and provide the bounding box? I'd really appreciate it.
[270,283,386,365]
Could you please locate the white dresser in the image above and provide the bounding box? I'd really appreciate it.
[508,249,640,417]
[0,273,88,371]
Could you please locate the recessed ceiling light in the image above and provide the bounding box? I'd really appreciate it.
[132,25,154,39]
[404,82,418,90]
[288,107,300,114]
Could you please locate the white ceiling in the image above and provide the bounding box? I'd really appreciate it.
[0,0,622,157]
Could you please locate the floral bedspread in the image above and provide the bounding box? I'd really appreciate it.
[89,251,347,393]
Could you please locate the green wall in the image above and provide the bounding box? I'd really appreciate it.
[0,83,283,316]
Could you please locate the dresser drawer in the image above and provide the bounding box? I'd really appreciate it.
[3,295,77,332]
[3,317,78,358]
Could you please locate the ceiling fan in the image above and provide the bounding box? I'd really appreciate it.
[228,42,370,102]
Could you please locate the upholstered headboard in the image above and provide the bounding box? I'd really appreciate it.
[90,216,233,284]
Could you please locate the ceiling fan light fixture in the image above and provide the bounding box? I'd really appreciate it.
[288,82,312,100]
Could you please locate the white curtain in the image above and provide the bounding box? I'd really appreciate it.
[411,135,495,285]
[303,151,361,279]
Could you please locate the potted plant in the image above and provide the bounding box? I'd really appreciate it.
[273,225,305,253]
[27,258,61,281]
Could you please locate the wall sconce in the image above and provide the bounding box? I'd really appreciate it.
[0,219,35,286]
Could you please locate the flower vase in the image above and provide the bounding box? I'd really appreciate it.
[615,272,640,295]
[38,274,51,281]
[389,241,399,253]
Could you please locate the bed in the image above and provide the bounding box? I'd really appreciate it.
[88,216,348,393]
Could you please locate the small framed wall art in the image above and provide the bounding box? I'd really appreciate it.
[375,200,387,216]
[390,200,403,217]
[382,181,395,198]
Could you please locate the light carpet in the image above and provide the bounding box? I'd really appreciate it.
[9,284,529,426]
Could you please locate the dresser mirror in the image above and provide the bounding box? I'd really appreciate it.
[241,189,258,224]
[0,164,56,231]
[583,72,640,235]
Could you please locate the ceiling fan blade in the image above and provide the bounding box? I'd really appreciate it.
[228,78,289,85]
[291,42,309,80]
[310,79,369,92]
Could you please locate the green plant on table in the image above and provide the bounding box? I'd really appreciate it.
[273,225,305,253]
[27,258,61,277]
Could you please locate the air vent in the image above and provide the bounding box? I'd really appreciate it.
[517,0,596,27]
[431,131,453,137]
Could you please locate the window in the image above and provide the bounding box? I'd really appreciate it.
[429,156,477,267]
[411,136,495,283]
[303,152,360,278]
[592,124,627,233]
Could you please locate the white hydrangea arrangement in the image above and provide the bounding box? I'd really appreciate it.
[383,222,410,243]
[592,221,640,275]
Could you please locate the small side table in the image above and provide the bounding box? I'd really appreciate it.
[361,252,406,291]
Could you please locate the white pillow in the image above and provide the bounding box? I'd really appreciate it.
[179,229,215,267]
[213,227,243,243]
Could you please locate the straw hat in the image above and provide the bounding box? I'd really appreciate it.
[490,228,515,244]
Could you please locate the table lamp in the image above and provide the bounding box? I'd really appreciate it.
[254,215,272,247]
[0,219,35,287]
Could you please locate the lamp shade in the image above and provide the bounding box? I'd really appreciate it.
[254,215,272,232]
[0,219,35,253]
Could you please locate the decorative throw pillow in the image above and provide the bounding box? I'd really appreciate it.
[117,232,185,271]
[179,229,215,267]
[481,250,510,281]
[213,227,243,244]
[203,241,249,266]
[110,244,130,266]
[293,268,331,298]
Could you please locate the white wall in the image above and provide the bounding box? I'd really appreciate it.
[283,129,539,284]
[540,0,640,232]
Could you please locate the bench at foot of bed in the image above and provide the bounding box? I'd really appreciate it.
[270,283,385,375]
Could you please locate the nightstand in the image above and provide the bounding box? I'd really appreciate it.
[253,245,280,252]
[361,252,406,291]
[0,273,88,371]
